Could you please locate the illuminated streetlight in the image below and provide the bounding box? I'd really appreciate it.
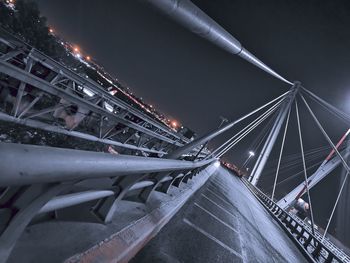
[86,56,91,61]
[242,150,255,170]
[214,161,221,168]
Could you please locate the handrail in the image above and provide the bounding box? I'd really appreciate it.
[0,142,215,186]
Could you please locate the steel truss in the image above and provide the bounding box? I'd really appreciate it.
[0,33,193,156]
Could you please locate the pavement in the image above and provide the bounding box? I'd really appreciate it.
[131,166,308,263]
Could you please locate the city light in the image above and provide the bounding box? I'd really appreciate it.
[248,151,255,157]
[49,28,54,33]
[86,56,91,61]
[171,121,178,128]
[74,47,79,53]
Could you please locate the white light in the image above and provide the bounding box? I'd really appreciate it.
[248,151,255,157]
[104,102,114,112]
[83,88,94,97]
[214,161,220,168]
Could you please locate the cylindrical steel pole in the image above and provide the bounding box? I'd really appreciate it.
[0,143,214,186]
[250,84,299,185]
[146,0,293,85]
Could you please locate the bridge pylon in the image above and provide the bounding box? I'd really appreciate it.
[249,82,300,185]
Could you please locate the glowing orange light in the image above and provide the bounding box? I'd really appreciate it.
[74,47,79,52]
[49,28,54,33]
[171,121,178,127]
[86,56,91,61]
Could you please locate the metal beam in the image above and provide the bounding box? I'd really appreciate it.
[250,85,298,185]
[146,0,292,85]
[0,112,166,155]
[0,143,215,186]
[38,190,114,214]
[277,148,350,209]
[0,60,181,146]
[28,49,186,143]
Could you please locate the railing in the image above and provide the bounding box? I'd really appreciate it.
[0,142,215,262]
[289,213,350,263]
[241,178,348,263]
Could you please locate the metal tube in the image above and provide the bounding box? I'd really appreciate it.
[250,86,298,185]
[0,29,185,143]
[146,0,293,85]
[277,147,350,209]
[169,90,290,158]
[129,180,155,190]
[0,60,182,146]
[0,143,215,186]
[0,112,166,155]
[38,190,114,214]
[38,176,174,214]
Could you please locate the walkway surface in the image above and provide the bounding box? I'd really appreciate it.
[131,167,307,263]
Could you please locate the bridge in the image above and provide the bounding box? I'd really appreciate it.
[0,0,350,262]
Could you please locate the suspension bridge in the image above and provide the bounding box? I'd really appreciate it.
[0,0,350,262]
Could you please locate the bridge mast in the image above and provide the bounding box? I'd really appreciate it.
[249,82,299,185]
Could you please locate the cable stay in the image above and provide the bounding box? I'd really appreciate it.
[271,107,290,200]
[295,98,316,235]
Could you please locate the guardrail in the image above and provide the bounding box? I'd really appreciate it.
[241,178,348,263]
[289,213,350,263]
[0,142,215,262]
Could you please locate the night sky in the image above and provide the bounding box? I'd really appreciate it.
[33,0,350,245]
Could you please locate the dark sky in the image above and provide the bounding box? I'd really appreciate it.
[33,0,350,244]
[33,0,350,148]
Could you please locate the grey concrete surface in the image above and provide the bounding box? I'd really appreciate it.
[131,167,308,263]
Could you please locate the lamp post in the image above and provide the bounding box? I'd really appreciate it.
[194,116,228,160]
[242,150,255,170]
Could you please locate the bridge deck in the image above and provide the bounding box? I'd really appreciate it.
[131,167,307,263]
